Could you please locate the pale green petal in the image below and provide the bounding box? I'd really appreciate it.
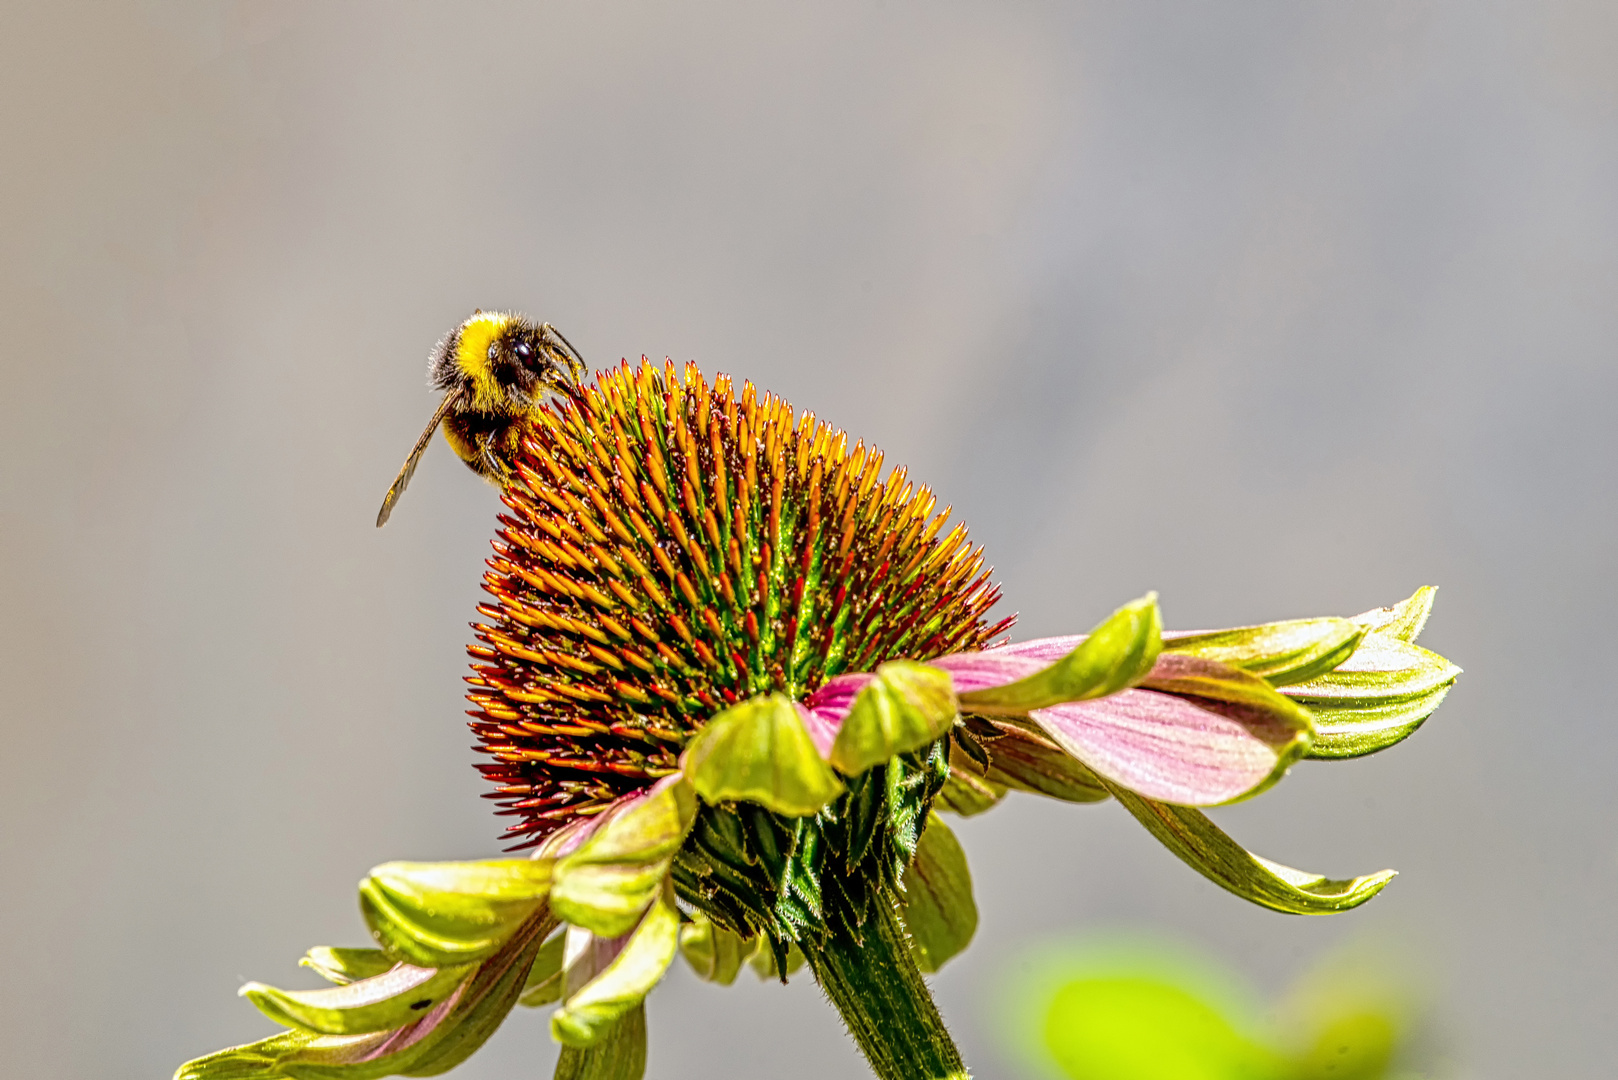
[959,595,1161,714]
[301,948,396,986]
[518,933,568,1007]
[551,779,697,938]
[1350,586,1438,643]
[748,937,807,981]
[1286,635,1461,759]
[551,898,681,1048]
[175,916,549,1080]
[241,964,474,1036]
[682,693,845,816]
[553,1004,647,1080]
[678,911,753,985]
[1108,783,1395,915]
[979,724,1111,804]
[830,661,958,776]
[933,752,1007,817]
[1162,617,1363,686]
[900,814,978,973]
[360,860,554,968]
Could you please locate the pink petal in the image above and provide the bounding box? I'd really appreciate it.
[801,673,876,754]
[1029,690,1293,806]
[978,635,1087,664]
[795,701,841,758]
[929,651,1046,693]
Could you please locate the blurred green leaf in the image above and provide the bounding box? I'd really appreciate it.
[1107,784,1395,914]
[1164,618,1363,687]
[830,661,958,776]
[1045,976,1284,1080]
[1294,1012,1399,1080]
[900,813,977,973]
[960,595,1162,714]
[683,693,846,815]
[551,778,697,938]
[748,937,807,981]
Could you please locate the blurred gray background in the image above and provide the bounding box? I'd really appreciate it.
[2,2,1614,1077]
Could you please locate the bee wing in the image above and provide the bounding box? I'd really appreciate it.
[376,394,458,528]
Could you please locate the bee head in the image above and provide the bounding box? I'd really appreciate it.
[428,311,581,414]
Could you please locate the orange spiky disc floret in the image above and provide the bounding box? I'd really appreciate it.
[468,359,1012,847]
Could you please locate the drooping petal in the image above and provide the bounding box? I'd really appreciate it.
[517,931,568,1007]
[681,693,846,816]
[899,814,977,974]
[1161,617,1363,686]
[301,947,396,986]
[176,912,550,1080]
[1350,586,1437,643]
[964,723,1110,804]
[240,962,475,1036]
[551,775,697,938]
[953,595,1162,714]
[1027,659,1313,806]
[551,896,681,1048]
[1105,783,1396,914]
[359,859,556,969]
[678,911,753,986]
[553,1003,648,1080]
[829,661,958,775]
[1284,633,1461,759]
[932,753,1007,816]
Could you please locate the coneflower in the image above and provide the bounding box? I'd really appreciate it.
[178,360,1460,1080]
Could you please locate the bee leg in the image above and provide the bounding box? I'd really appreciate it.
[542,323,587,384]
[478,433,505,479]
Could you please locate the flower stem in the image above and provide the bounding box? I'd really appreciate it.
[803,898,969,1080]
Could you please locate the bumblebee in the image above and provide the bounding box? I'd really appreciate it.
[376,311,586,527]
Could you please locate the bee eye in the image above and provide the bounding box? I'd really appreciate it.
[514,341,534,362]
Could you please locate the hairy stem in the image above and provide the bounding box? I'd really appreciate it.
[803,898,969,1080]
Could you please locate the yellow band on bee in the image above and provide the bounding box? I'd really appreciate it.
[455,312,515,412]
